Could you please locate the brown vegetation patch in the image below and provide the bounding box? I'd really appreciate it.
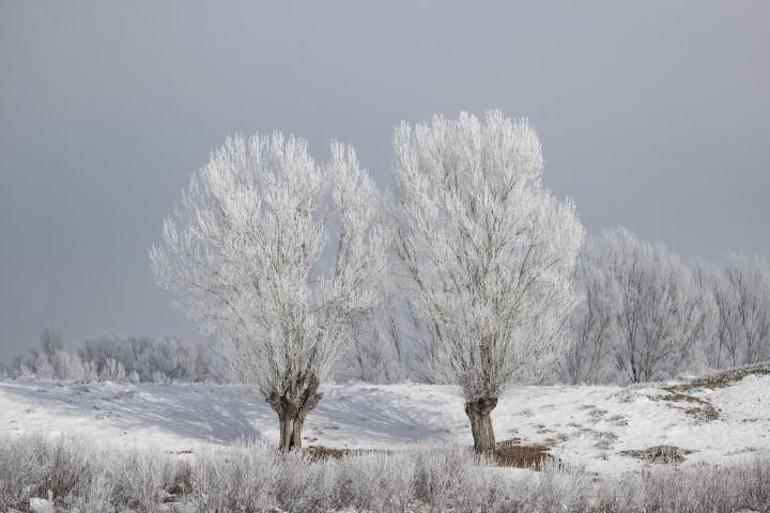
[306,441,554,470]
[493,439,553,469]
[653,390,721,421]
[667,363,770,393]
[620,445,694,464]
[654,363,770,422]
[163,449,194,455]
[304,445,364,461]
[592,431,618,450]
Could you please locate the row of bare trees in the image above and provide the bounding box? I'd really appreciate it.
[341,233,770,387]
[151,111,583,453]
[149,109,769,453]
[563,230,770,385]
[698,255,770,369]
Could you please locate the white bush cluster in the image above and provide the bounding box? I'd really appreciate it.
[4,329,219,384]
[1,433,769,513]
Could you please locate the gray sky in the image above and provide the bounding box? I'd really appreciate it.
[1,1,768,359]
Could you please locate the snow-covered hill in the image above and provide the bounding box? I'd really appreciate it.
[2,367,768,474]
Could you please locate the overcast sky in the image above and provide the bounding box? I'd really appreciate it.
[1,1,768,359]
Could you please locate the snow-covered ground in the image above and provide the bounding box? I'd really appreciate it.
[1,371,768,474]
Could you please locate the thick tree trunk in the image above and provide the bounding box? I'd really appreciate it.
[464,397,498,454]
[268,380,322,452]
[278,410,300,451]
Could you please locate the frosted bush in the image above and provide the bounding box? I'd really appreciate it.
[99,357,127,382]
[192,443,279,513]
[336,452,415,512]
[1,434,770,512]
[3,331,222,384]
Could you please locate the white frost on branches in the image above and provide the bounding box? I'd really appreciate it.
[700,254,770,367]
[150,133,389,405]
[393,110,585,401]
[570,228,715,384]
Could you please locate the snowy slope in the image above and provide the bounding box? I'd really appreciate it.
[1,372,768,474]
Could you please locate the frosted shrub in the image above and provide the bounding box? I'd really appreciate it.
[412,444,490,510]
[35,437,93,502]
[336,452,415,512]
[0,434,95,511]
[273,452,336,511]
[0,434,45,510]
[2,434,770,513]
[192,444,279,513]
[34,352,55,379]
[71,472,113,513]
[99,357,127,382]
[50,350,94,382]
[4,331,222,384]
[108,448,181,512]
[151,369,171,384]
[529,460,597,513]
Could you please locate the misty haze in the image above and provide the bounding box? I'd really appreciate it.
[1,2,769,512]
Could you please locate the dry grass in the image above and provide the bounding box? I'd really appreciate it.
[493,439,553,469]
[654,390,721,421]
[647,363,770,423]
[306,440,554,470]
[304,445,373,461]
[668,362,770,393]
[3,434,770,513]
[620,445,694,464]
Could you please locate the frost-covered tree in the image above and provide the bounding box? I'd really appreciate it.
[393,111,584,453]
[562,239,619,384]
[80,335,218,383]
[596,228,713,383]
[151,133,388,451]
[695,255,770,368]
[336,294,407,384]
[693,262,737,369]
[721,254,770,365]
[566,232,717,384]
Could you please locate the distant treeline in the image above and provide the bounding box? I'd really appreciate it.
[4,228,769,386]
[1,328,221,383]
[340,229,770,386]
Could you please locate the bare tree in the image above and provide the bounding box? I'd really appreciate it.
[596,228,713,383]
[695,255,770,368]
[723,254,770,365]
[151,133,388,451]
[562,240,619,384]
[694,262,738,369]
[392,111,584,453]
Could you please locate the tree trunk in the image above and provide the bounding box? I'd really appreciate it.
[278,410,300,451]
[268,381,323,452]
[292,409,309,448]
[464,397,498,454]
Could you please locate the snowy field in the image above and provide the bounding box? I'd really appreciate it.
[2,367,768,475]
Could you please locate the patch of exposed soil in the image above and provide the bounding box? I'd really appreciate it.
[620,445,694,464]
